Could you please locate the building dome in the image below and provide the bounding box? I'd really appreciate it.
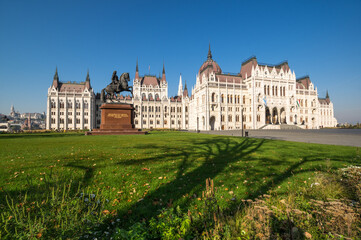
[198,45,222,76]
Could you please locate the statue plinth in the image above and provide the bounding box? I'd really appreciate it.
[86,103,146,135]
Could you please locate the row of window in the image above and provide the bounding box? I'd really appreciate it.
[51,101,89,109]
[135,120,188,125]
[211,93,247,104]
[264,85,286,97]
[51,118,88,124]
[220,114,258,122]
[139,105,188,113]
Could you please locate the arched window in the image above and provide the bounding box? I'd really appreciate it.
[243,96,246,104]
[155,94,159,101]
[148,94,153,100]
[267,86,270,95]
[264,85,266,95]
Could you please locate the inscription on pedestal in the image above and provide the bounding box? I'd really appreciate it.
[107,113,129,119]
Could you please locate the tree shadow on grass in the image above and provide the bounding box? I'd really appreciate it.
[109,137,360,229]
[111,137,265,226]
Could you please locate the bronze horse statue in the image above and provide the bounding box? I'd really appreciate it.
[101,71,133,102]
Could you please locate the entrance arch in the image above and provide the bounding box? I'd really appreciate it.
[280,108,286,124]
[272,107,278,124]
[265,107,271,124]
[209,116,216,130]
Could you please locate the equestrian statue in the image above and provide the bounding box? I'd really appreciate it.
[101,71,133,102]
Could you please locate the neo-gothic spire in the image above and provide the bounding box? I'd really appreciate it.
[162,62,166,83]
[54,67,59,81]
[136,58,139,72]
[178,73,183,97]
[207,43,212,60]
[326,90,329,99]
[183,81,188,97]
[52,67,59,89]
[85,69,91,89]
[86,69,90,82]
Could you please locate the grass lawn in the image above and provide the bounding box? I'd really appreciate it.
[0,131,360,239]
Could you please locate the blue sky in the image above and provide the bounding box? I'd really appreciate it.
[0,0,360,123]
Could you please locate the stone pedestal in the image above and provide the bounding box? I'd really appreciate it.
[86,103,145,135]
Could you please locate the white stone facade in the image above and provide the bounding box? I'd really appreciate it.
[47,48,337,131]
[46,70,95,130]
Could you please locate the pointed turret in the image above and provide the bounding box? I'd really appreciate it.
[325,90,330,104]
[85,69,91,89]
[207,43,212,60]
[52,67,59,89]
[162,62,166,83]
[178,73,183,97]
[135,58,139,80]
[183,81,189,98]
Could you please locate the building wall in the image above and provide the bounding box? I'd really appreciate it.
[46,87,95,130]
[47,56,337,131]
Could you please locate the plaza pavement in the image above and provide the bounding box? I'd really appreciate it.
[195,129,361,147]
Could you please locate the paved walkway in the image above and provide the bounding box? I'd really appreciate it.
[196,129,361,147]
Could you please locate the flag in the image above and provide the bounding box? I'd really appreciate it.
[263,97,267,107]
[296,99,300,108]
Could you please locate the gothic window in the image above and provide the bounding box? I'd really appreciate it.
[267,86,270,95]
[51,101,56,108]
[84,118,88,124]
[228,115,232,122]
[76,101,80,109]
[185,106,188,112]
[264,85,266,95]
[148,94,153,100]
[272,86,274,96]
[211,93,216,102]
[283,87,286,97]
[51,118,55,124]
[221,94,224,103]
[155,94,159,100]
[84,101,89,109]
[68,118,72,124]
[142,93,147,100]
[76,118,80,124]
[59,101,64,109]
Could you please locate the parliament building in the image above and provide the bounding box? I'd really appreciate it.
[46,47,337,131]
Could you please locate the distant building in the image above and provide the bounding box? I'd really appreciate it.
[46,46,337,131]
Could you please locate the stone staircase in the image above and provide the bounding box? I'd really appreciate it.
[260,124,302,130]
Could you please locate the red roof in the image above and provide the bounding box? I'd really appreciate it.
[58,82,88,93]
[141,76,160,87]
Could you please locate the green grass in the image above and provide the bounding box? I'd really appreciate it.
[0,131,360,239]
